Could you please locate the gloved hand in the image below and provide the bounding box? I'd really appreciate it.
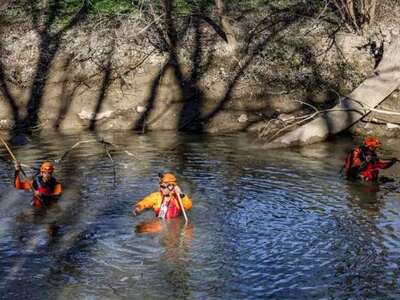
[174,185,185,198]
[391,157,399,163]
[174,185,182,194]
[132,206,142,216]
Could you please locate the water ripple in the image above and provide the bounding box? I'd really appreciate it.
[1,133,400,299]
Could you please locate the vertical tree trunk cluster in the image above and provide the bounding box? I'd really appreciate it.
[330,0,377,33]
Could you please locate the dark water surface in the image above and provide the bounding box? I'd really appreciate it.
[1,131,400,299]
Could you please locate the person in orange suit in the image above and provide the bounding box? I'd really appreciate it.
[14,161,62,208]
[132,172,192,219]
[344,137,397,182]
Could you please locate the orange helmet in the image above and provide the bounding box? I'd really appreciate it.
[363,136,381,149]
[159,172,177,185]
[40,161,55,173]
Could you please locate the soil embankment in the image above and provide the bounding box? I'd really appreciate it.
[0,3,399,137]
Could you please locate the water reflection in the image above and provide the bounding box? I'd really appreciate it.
[0,131,400,299]
[136,218,193,299]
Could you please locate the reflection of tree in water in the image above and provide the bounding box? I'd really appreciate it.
[0,132,120,298]
[136,218,193,299]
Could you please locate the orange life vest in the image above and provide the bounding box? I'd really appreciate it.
[344,146,394,181]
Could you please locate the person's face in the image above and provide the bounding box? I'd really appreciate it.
[160,183,174,196]
[41,171,52,181]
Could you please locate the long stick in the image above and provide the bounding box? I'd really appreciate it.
[56,138,139,163]
[0,134,43,204]
[175,188,188,224]
[0,135,17,161]
[56,139,98,162]
[0,134,29,177]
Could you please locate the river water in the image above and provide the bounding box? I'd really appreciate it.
[0,131,400,299]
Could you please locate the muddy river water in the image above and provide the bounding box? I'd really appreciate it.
[1,132,400,299]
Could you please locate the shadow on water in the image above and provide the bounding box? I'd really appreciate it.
[329,180,397,299]
[1,132,400,298]
[135,218,193,299]
[0,131,124,298]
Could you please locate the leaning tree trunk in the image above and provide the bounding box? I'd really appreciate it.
[265,36,400,148]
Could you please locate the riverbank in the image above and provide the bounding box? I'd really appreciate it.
[0,2,399,137]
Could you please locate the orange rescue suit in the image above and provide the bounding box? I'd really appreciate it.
[344,146,396,181]
[136,192,192,219]
[14,171,62,208]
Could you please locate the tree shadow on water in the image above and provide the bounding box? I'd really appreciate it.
[0,134,129,299]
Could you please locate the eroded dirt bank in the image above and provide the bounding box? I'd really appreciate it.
[1,3,399,137]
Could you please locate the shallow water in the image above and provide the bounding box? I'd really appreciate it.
[1,131,400,299]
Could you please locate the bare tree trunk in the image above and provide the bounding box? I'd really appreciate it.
[264,36,400,148]
[345,0,360,32]
[368,0,377,25]
[215,0,239,52]
[160,0,176,50]
[330,0,377,33]
[331,0,354,32]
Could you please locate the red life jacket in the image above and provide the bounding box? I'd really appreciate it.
[31,197,44,208]
[156,195,182,219]
[344,146,394,181]
[344,147,364,178]
[358,163,379,182]
[31,175,58,208]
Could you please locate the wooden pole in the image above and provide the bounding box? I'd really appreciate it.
[175,188,188,224]
[0,134,17,162]
[0,134,43,204]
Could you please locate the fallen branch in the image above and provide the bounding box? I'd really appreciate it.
[263,35,400,149]
[259,99,366,142]
[55,139,98,163]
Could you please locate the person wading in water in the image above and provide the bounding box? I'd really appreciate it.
[132,173,192,220]
[14,161,62,209]
[343,137,398,182]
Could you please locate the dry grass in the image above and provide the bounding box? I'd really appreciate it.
[375,0,400,24]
